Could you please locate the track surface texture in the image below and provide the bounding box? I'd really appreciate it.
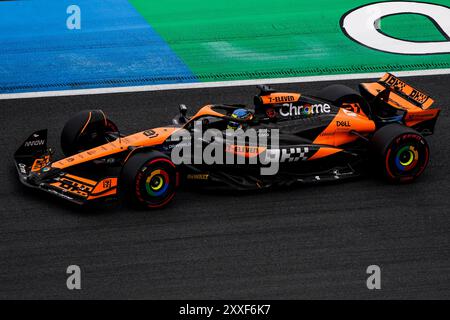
[0,75,449,299]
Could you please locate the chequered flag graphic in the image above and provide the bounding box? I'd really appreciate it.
[280,147,310,162]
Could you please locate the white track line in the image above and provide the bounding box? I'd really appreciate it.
[1,68,450,100]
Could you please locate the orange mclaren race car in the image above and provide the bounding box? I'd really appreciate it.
[14,73,440,209]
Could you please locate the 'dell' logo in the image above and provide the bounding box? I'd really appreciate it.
[336,121,350,127]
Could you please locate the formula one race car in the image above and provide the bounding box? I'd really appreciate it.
[14,73,440,209]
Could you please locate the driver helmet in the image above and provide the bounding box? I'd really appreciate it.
[227,108,253,130]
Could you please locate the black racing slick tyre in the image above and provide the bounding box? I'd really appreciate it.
[120,151,178,209]
[317,84,371,116]
[61,110,118,157]
[371,124,430,183]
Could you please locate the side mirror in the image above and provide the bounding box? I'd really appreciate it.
[258,85,276,96]
[173,104,189,125]
[179,104,188,117]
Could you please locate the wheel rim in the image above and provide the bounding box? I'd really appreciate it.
[385,134,429,181]
[395,145,419,171]
[145,169,170,197]
[135,158,177,208]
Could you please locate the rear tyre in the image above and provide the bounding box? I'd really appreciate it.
[61,110,118,157]
[371,124,429,183]
[120,151,178,209]
[317,84,371,116]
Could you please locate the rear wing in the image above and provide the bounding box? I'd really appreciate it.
[359,73,440,135]
[378,73,434,109]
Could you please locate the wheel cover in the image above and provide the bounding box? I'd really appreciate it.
[395,145,419,171]
[385,134,429,181]
[145,169,170,197]
[135,158,177,208]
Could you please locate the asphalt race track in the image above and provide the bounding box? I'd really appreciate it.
[0,74,449,299]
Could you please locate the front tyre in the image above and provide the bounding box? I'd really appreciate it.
[121,151,178,209]
[61,110,118,156]
[371,124,429,183]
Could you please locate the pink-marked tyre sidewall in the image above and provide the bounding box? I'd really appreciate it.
[371,124,429,183]
[120,151,178,209]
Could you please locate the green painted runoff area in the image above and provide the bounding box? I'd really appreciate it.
[129,0,450,81]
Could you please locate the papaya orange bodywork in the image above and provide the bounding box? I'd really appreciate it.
[313,109,376,146]
[50,178,93,198]
[308,147,343,161]
[260,93,301,105]
[65,173,97,186]
[87,178,118,200]
[378,73,434,109]
[404,108,440,127]
[52,127,179,170]
[31,155,50,172]
[190,105,226,120]
[225,145,266,158]
[361,82,425,111]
